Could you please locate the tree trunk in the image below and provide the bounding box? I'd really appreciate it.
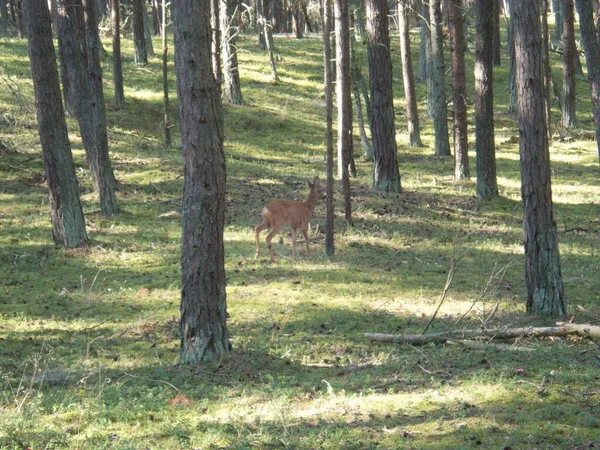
[211,0,221,95]
[561,0,576,128]
[541,0,552,141]
[554,0,563,42]
[322,0,335,256]
[474,0,498,200]
[449,0,469,179]
[57,0,119,216]
[15,0,24,38]
[513,0,566,317]
[492,0,501,65]
[172,0,230,364]
[131,0,147,65]
[0,0,9,30]
[398,0,422,147]
[262,14,278,80]
[161,0,170,148]
[152,0,161,35]
[83,0,120,213]
[110,0,124,109]
[418,0,428,83]
[507,0,517,116]
[366,0,401,193]
[334,0,352,224]
[429,0,451,156]
[25,0,88,248]
[575,0,600,163]
[141,0,154,56]
[220,0,244,105]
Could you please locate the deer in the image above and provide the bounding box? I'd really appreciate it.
[255,177,323,262]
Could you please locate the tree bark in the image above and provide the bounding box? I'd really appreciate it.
[173,0,230,364]
[220,0,244,105]
[334,0,352,224]
[131,0,147,65]
[561,0,576,128]
[474,0,499,200]
[429,0,451,156]
[111,0,124,109]
[492,0,501,65]
[366,0,401,193]
[161,0,170,148]
[418,0,428,83]
[83,0,120,214]
[141,0,154,56]
[449,0,469,179]
[541,0,552,141]
[322,0,334,256]
[507,0,517,116]
[398,0,422,147]
[575,0,600,163]
[514,0,566,317]
[211,0,221,96]
[25,0,88,247]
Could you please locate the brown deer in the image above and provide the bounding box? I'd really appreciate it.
[255,178,323,262]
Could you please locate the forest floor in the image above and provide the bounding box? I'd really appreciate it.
[1,27,600,449]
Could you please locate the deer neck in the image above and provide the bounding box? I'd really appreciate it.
[305,188,318,211]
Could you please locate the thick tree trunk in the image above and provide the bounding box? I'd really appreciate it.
[429,0,451,156]
[449,0,469,179]
[322,0,334,256]
[173,0,230,364]
[334,0,352,224]
[220,0,244,105]
[561,0,576,128]
[131,0,147,65]
[514,0,566,317]
[83,0,120,213]
[25,0,88,247]
[575,0,600,163]
[398,0,422,147]
[474,0,498,200]
[110,0,124,109]
[366,0,401,193]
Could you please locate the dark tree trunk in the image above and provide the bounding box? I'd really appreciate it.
[398,0,422,147]
[211,0,221,95]
[575,0,600,163]
[161,0,170,147]
[561,0,576,128]
[110,0,124,109]
[131,0,147,65]
[322,0,334,256]
[25,0,88,247]
[449,0,469,179]
[507,0,517,116]
[0,0,9,30]
[492,0,501,65]
[474,0,498,200]
[541,0,552,141]
[292,7,303,38]
[57,0,119,216]
[172,0,230,364]
[151,0,160,35]
[418,0,428,83]
[513,0,566,317]
[141,0,154,56]
[554,0,563,42]
[334,0,352,224]
[366,0,401,193]
[429,0,451,156]
[220,0,244,105]
[16,0,24,38]
[83,0,119,212]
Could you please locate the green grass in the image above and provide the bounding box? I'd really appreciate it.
[1,22,600,449]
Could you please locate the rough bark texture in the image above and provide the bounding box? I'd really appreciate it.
[474,0,499,200]
[398,0,422,147]
[449,0,469,179]
[25,0,88,248]
[131,0,147,65]
[172,0,230,364]
[111,0,124,109]
[220,0,244,105]
[429,0,451,156]
[575,0,600,163]
[322,0,334,256]
[366,0,400,193]
[83,0,119,214]
[561,0,576,128]
[513,0,566,317]
[334,0,352,224]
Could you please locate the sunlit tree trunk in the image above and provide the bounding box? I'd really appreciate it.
[514,0,566,316]
[25,0,88,247]
[220,0,244,105]
[173,0,231,363]
[132,0,147,65]
[429,0,450,156]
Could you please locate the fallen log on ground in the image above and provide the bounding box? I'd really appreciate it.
[365,323,600,345]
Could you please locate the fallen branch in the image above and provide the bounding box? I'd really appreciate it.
[446,340,535,352]
[366,323,600,345]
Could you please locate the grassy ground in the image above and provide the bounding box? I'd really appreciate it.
[1,22,600,449]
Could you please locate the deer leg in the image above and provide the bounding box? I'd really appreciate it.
[302,228,310,255]
[291,228,297,257]
[265,228,280,262]
[255,222,270,258]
